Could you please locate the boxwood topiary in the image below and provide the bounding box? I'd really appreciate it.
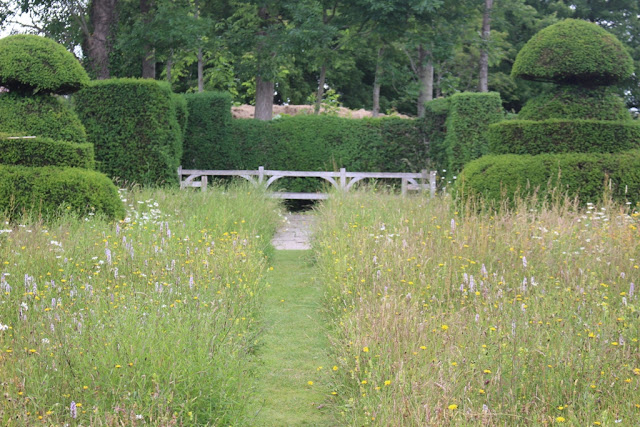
[0,135,94,168]
[0,165,125,220]
[487,119,640,155]
[511,19,634,85]
[0,34,89,95]
[457,150,640,205]
[517,86,631,121]
[0,92,88,143]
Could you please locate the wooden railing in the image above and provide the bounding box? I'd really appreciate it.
[178,166,437,200]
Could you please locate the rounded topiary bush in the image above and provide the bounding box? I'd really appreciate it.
[0,165,125,220]
[0,92,88,143]
[517,86,631,121]
[511,19,634,85]
[0,134,94,168]
[457,150,640,205]
[0,34,89,94]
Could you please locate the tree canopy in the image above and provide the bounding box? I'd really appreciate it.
[0,0,638,114]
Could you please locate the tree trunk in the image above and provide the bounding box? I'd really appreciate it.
[255,76,274,120]
[478,0,494,92]
[314,62,327,114]
[417,45,434,117]
[141,0,155,79]
[86,0,118,79]
[372,47,384,118]
[197,47,204,92]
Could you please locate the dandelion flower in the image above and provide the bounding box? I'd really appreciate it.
[556,417,565,423]
[308,381,313,386]
[448,404,458,410]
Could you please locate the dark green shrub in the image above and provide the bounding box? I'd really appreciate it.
[0,34,89,95]
[0,92,88,143]
[181,92,233,169]
[172,94,189,138]
[444,92,504,173]
[488,119,640,155]
[222,115,429,192]
[457,150,640,205]
[0,135,94,168]
[517,86,631,121]
[0,165,125,220]
[75,79,183,185]
[511,19,634,85]
[422,98,450,171]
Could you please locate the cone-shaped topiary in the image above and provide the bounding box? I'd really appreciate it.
[0,34,89,95]
[511,19,634,86]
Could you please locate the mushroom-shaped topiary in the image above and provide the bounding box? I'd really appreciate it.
[511,19,634,86]
[0,34,89,95]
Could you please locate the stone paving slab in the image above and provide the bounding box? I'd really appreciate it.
[271,214,316,250]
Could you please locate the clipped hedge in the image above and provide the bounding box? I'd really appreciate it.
[0,165,125,220]
[517,86,631,121]
[457,150,640,205]
[488,119,640,155]
[0,34,89,95]
[0,92,88,143]
[422,98,450,171]
[0,135,94,168]
[181,91,233,169]
[511,19,634,85]
[444,92,503,173]
[75,79,184,185]
[228,115,427,171]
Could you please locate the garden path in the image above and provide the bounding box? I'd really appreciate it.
[247,215,335,425]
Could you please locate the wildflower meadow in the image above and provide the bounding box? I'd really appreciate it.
[0,186,280,425]
[313,192,640,425]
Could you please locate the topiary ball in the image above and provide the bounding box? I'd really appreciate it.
[0,34,89,95]
[511,19,634,85]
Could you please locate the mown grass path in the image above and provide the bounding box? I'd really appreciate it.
[248,249,334,426]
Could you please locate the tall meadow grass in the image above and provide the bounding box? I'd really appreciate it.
[0,185,280,425]
[313,191,639,425]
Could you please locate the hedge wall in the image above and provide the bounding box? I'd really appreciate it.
[422,98,450,172]
[444,92,504,173]
[75,78,184,186]
[0,92,88,143]
[227,115,428,172]
[0,165,125,220]
[488,119,640,155]
[181,91,233,169]
[0,135,94,169]
[457,150,640,205]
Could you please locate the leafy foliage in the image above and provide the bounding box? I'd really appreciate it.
[0,164,125,220]
[511,19,634,85]
[517,86,631,121]
[75,79,184,186]
[0,92,88,143]
[181,91,233,169]
[444,92,503,173]
[0,135,94,169]
[0,34,89,94]
[488,119,640,155]
[457,150,640,205]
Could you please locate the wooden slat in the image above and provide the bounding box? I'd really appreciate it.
[268,192,330,200]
